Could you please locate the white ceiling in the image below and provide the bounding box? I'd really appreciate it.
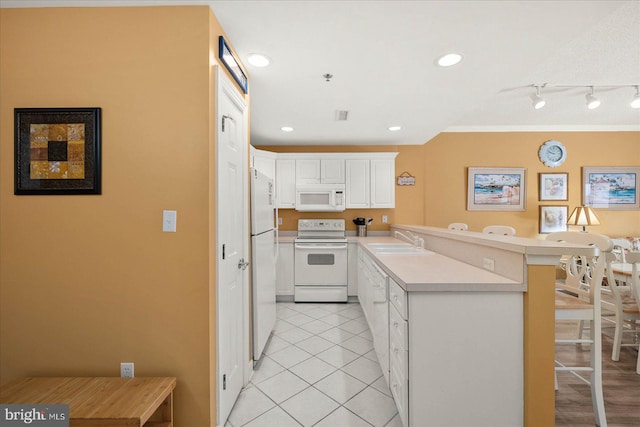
[4,0,640,146]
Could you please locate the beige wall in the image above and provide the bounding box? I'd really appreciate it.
[0,6,248,426]
[260,131,640,238]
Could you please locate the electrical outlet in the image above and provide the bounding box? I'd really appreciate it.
[162,210,177,232]
[120,362,134,378]
[483,258,495,272]
[382,215,388,224]
[278,217,283,225]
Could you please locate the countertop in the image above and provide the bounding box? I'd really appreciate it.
[357,236,523,292]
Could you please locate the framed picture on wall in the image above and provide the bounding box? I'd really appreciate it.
[582,166,640,210]
[539,173,568,201]
[539,205,569,234]
[467,167,526,211]
[14,107,102,195]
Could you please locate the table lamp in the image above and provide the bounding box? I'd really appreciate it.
[567,205,600,232]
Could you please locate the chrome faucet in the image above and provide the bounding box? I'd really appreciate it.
[394,230,425,249]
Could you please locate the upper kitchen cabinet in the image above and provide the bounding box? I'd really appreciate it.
[276,159,296,208]
[346,153,398,209]
[295,158,345,184]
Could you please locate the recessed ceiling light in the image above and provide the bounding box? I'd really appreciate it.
[388,126,402,131]
[247,53,270,67]
[280,126,294,132]
[436,53,463,67]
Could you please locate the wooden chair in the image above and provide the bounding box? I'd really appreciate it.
[547,231,611,427]
[482,225,516,236]
[447,222,468,231]
[600,250,640,369]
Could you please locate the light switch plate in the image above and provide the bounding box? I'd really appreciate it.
[163,210,177,232]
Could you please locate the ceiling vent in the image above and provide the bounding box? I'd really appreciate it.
[335,110,349,121]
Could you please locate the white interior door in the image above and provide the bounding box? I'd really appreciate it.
[216,69,248,426]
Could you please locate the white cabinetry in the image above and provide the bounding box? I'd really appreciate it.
[295,158,345,184]
[347,242,358,296]
[346,155,397,209]
[371,158,395,208]
[276,242,294,297]
[345,159,370,208]
[276,159,296,208]
[358,250,390,385]
[389,279,408,426]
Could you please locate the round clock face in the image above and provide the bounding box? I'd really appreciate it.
[539,140,567,168]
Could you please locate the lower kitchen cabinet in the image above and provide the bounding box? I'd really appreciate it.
[276,241,294,297]
[347,242,358,296]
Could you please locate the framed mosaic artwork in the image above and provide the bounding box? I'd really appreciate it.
[14,108,101,195]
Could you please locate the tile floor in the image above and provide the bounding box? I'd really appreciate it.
[226,302,401,427]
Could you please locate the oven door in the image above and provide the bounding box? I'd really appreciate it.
[294,242,348,286]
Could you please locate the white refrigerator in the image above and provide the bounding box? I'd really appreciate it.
[250,168,277,360]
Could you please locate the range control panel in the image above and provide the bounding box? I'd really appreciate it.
[297,219,345,232]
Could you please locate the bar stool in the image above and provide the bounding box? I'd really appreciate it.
[447,222,468,231]
[482,225,516,236]
[547,231,611,427]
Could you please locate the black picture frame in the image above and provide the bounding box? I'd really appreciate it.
[219,36,248,94]
[14,107,101,195]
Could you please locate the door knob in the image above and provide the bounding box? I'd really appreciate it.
[238,258,249,270]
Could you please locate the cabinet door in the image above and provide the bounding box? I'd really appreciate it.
[276,159,296,208]
[346,159,370,208]
[276,243,294,296]
[295,159,321,184]
[321,159,345,184]
[371,158,395,208]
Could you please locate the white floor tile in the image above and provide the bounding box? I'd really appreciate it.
[243,406,302,427]
[286,313,315,325]
[344,387,398,427]
[340,335,374,355]
[318,327,355,344]
[314,370,368,404]
[227,385,275,427]
[385,413,403,427]
[318,312,352,327]
[341,357,384,384]
[315,407,373,427]
[362,349,378,363]
[316,345,360,368]
[264,335,291,356]
[290,303,320,312]
[277,327,314,344]
[255,370,310,404]
[289,356,337,384]
[317,303,352,313]
[277,307,300,320]
[294,335,335,355]
[340,306,365,319]
[339,318,370,334]
[370,376,392,397]
[250,355,285,385]
[299,319,335,335]
[274,319,297,334]
[269,345,312,369]
[301,306,332,319]
[358,328,374,341]
[280,387,340,426]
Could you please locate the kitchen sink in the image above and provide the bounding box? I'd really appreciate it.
[368,243,425,255]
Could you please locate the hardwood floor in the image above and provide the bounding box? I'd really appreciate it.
[555,320,640,426]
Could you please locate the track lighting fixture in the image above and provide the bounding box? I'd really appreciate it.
[529,83,639,110]
[585,86,601,110]
[631,86,640,109]
[530,85,546,109]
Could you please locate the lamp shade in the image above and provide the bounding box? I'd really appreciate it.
[567,205,600,231]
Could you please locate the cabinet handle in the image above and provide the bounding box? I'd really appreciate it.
[393,321,398,328]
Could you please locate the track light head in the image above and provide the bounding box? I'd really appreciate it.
[531,85,546,109]
[585,87,601,109]
[631,86,640,109]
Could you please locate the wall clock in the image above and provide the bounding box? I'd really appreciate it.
[538,140,567,168]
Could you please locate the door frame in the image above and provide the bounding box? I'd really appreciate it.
[215,66,251,426]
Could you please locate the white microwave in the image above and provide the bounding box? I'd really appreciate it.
[295,184,346,212]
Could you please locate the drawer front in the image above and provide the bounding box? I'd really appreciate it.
[389,333,407,378]
[389,278,407,319]
[390,364,408,427]
[389,303,408,351]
